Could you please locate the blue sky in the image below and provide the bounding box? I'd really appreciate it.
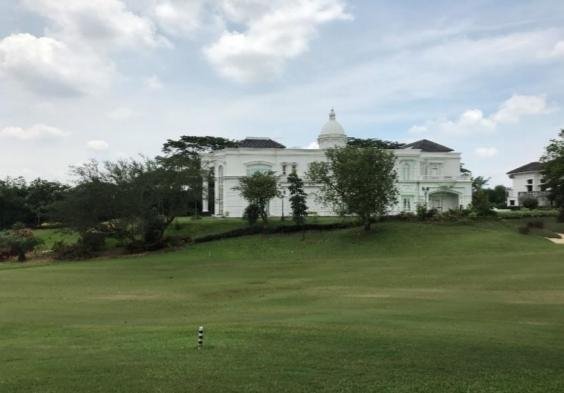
[0,0,563,185]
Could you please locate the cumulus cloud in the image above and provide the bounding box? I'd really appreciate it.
[87,140,110,151]
[0,33,113,96]
[151,0,208,37]
[475,147,498,158]
[205,0,352,83]
[0,124,69,140]
[409,94,552,136]
[491,94,551,123]
[22,0,166,50]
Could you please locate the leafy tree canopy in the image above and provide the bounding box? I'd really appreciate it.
[541,129,564,220]
[308,146,398,231]
[234,171,279,224]
[50,159,190,248]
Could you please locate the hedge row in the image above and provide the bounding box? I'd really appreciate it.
[193,221,360,243]
[496,209,559,219]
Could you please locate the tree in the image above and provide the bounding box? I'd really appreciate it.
[25,179,69,226]
[347,137,404,149]
[234,172,279,224]
[287,172,308,226]
[0,177,33,229]
[486,185,508,208]
[158,136,238,215]
[308,146,398,231]
[50,158,191,250]
[471,176,493,215]
[541,130,564,221]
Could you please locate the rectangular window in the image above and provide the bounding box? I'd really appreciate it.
[526,185,533,192]
[291,163,297,173]
[282,164,287,175]
[403,197,412,211]
[510,200,515,206]
[527,179,533,184]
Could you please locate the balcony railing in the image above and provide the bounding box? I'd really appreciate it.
[518,191,549,199]
[420,175,471,181]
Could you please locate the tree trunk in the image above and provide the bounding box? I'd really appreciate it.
[363,218,371,232]
[18,252,26,263]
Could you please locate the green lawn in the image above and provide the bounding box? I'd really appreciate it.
[2,220,564,392]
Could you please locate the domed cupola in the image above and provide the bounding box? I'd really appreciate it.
[318,108,347,149]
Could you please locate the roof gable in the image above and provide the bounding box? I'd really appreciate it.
[507,161,543,175]
[403,139,454,152]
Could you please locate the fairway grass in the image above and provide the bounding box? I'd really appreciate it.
[1,221,564,392]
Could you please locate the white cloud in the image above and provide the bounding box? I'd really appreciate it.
[475,147,498,158]
[151,0,207,37]
[491,94,551,123]
[409,94,552,136]
[144,75,163,90]
[108,107,135,120]
[87,140,110,151]
[205,0,352,83]
[0,33,113,96]
[0,124,70,140]
[22,0,166,50]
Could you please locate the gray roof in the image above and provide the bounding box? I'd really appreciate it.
[403,139,454,152]
[507,161,543,175]
[237,138,286,149]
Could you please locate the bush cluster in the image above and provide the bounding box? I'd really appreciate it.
[0,225,43,262]
[517,220,548,236]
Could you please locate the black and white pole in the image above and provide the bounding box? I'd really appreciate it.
[197,326,204,349]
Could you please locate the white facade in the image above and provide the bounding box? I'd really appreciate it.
[203,111,472,217]
[506,163,550,207]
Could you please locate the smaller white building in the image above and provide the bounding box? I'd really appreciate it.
[506,162,550,207]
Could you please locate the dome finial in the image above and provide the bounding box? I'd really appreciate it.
[329,108,336,120]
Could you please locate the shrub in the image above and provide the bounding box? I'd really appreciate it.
[527,220,544,229]
[243,204,261,226]
[397,211,416,221]
[522,197,539,210]
[416,204,427,221]
[53,230,106,260]
[518,225,530,235]
[0,228,43,262]
[53,241,95,260]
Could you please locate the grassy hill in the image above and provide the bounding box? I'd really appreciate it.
[1,220,564,392]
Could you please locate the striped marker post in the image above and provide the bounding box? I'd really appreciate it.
[197,326,204,349]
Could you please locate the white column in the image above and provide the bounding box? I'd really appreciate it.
[214,171,219,215]
[202,179,209,213]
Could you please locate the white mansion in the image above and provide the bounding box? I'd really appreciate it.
[202,110,472,217]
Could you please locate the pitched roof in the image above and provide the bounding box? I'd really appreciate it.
[237,137,286,149]
[402,139,454,152]
[507,161,543,175]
